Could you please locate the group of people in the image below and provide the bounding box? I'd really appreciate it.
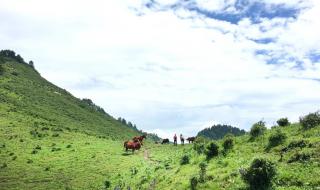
[173,133,184,145]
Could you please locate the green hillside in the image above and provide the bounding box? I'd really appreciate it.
[0,53,140,140]
[1,52,320,190]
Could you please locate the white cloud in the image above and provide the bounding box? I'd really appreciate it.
[0,0,320,137]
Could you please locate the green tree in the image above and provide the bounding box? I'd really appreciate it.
[250,121,266,138]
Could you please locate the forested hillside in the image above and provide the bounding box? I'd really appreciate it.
[197,124,246,140]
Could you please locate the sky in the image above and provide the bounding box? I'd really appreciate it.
[1,0,320,139]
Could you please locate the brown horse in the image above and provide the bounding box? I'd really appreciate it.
[124,141,141,153]
[187,137,196,143]
[132,134,146,145]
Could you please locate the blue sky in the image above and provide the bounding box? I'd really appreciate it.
[1,0,320,139]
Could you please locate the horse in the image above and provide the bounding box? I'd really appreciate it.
[124,141,141,153]
[161,138,169,144]
[186,137,196,143]
[132,134,146,145]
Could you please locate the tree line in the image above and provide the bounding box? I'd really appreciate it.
[0,50,35,73]
[197,124,246,140]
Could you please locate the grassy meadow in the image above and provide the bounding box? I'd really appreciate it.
[1,55,320,190]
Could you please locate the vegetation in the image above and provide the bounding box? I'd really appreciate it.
[1,51,320,189]
[267,129,287,149]
[206,142,219,160]
[197,124,245,140]
[277,117,290,127]
[241,158,276,190]
[223,137,233,151]
[299,111,320,129]
[180,154,190,165]
[250,121,267,139]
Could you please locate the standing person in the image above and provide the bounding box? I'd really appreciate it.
[173,134,177,146]
[180,134,184,145]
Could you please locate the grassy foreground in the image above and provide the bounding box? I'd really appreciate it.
[1,122,320,189]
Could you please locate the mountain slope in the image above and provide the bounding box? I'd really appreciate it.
[0,53,139,140]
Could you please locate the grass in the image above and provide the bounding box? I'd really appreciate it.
[1,56,320,189]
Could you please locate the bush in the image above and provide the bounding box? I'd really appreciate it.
[223,137,234,151]
[241,158,276,190]
[277,118,290,127]
[199,162,207,183]
[104,180,111,189]
[193,136,207,154]
[250,121,267,138]
[180,155,190,165]
[206,142,219,160]
[288,152,311,163]
[299,111,320,129]
[267,130,286,148]
[190,176,198,190]
[287,140,307,150]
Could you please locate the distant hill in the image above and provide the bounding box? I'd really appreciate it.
[0,50,140,140]
[197,124,246,140]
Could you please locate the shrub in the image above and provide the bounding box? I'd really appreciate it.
[104,180,111,189]
[277,118,290,127]
[241,158,276,190]
[223,137,234,151]
[250,121,267,138]
[299,111,320,129]
[206,142,219,160]
[199,162,207,183]
[193,136,207,154]
[180,154,190,165]
[193,143,205,154]
[190,176,198,190]
[287,140,307,150]
[267,130,287,148]
[288,152,311,163]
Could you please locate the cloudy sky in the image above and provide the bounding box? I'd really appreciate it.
[1,0,320,138]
